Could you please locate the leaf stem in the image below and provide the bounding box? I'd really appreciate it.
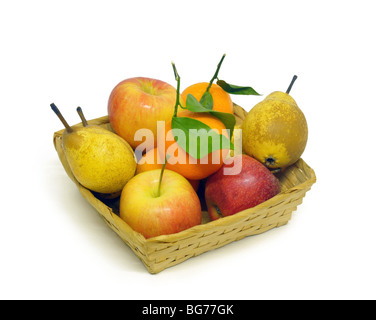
[172,62,182,118]
[286,75,298,94]
[205,53,226,93]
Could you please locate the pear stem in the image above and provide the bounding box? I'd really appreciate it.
[205,53,226,93]
[76,107,88,127]
[286,75,298,94]
[50,103,73,133]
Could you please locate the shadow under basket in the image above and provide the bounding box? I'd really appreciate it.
[52,104,316,274]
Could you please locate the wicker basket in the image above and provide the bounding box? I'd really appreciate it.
[53,104,316,274]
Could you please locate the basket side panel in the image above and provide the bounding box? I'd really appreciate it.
[144,184,312,273]
[53,133,153,267]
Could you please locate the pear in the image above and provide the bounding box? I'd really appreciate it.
[51,104,137,195]
[242,76,308,171]
[228,124,243,158]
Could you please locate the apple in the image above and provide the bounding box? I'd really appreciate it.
[108,77,177,151]
[205,154,281,220]
[119,169,202,239]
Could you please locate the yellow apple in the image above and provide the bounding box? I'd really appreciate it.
[119,169,202,239]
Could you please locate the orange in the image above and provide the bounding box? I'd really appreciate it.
[181,82,233,114]
[136,148,163,175]
[136,147,200,191]
[157,110,230,180]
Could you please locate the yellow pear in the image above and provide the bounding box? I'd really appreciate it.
[228,124,243,158]
[51,104,136,195]
[242,76,308,171]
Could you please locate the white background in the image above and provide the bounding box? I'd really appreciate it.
[1,0,375,300]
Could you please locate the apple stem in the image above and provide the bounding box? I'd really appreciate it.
[215,205,224,218]
[76,107,89,127]
[156,155,170,198]
[50,103,73,133]
[286,75,298,94]
[205,53,226,93]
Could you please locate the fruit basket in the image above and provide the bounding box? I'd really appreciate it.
[53,104,316,274]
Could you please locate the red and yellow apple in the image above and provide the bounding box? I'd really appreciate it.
[108,77,178,151]
[119,169,202,239]
[205,154,281,220]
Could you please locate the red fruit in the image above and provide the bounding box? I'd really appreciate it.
[205,154,281,220]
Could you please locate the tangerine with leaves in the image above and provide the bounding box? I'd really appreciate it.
[181,82,233,115]
[157,110,230,181]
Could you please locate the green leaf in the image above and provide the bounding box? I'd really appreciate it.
[217,79,261,95]
[210,111,236,138]
[171,116,234,160]
[185,94,204,112]
[185,93,236,138]
[199,91,214,110]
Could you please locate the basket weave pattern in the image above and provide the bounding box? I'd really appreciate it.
[53,105,316,274]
